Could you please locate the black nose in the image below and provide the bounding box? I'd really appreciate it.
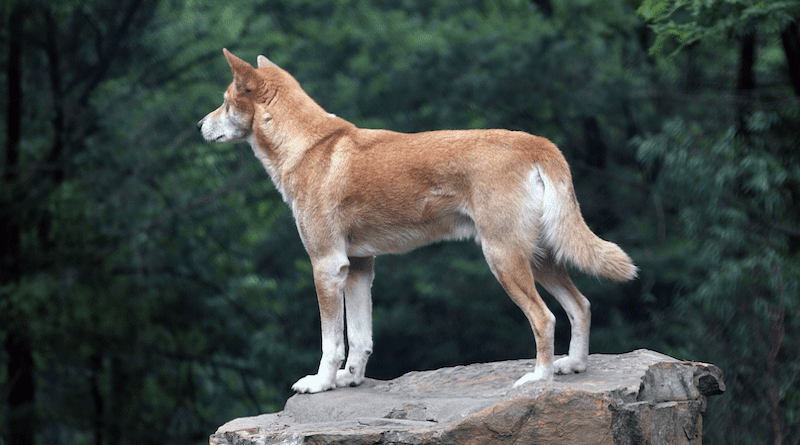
[196,119,203,130]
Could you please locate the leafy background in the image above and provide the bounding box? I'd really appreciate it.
[1,0,799,444]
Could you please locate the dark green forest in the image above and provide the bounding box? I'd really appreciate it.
[2,0,799,444]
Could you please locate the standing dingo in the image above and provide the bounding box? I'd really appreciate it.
[198,49,637,393]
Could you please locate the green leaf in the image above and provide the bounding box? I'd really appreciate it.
[637,0,672,20]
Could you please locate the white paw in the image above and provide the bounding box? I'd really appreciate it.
[554,356,587,374]
[513,365,554,387]
[291,374,335,393]
[335,368,364,388]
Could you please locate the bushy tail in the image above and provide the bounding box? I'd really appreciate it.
[538,169,637,281]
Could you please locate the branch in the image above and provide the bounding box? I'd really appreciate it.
[78,0,147,106]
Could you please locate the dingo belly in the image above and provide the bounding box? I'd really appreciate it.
[345,211,478,256]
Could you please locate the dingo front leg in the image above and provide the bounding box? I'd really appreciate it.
[292,253,349,394]
[336,256,374,388]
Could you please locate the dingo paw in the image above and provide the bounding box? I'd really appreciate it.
[291,374,335,393]
[335,369,364,388]
[513,365,554,387]
[554,356,587,374]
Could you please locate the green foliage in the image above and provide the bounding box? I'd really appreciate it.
[634,114,800,444]
[638,0,800,55]
[2,0,799,444]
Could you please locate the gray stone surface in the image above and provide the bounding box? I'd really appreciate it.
[209,349,725,445]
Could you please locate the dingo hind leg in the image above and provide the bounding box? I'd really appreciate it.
[480,240,557,386]
[533,254,591,374]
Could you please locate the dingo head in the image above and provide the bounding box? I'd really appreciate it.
[197,49,280,143]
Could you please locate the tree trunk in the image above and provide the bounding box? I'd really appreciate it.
[581,116,619,231]
[5,334,35,445]
[737,32,756,136]
[781,21,800,97]
[4,6,35,445]
[582,116,607,169]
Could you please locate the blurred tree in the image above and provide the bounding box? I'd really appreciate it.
[3,0,796,444]
[1,1,666,442]
[531,0,554,17]
[637,1,800,443]
[1,0,292,443]
[2,2,161,444]
[783,21,800,95]
[636,115,800,445]
[4,5,33,444]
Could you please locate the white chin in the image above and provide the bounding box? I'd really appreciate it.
[206,134,237,143]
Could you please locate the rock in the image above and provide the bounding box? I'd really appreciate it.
[209,349,725,445]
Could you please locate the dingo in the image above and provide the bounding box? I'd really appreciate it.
[198,49,637,393]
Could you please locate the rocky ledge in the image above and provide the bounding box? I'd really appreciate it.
[210,349,725,445]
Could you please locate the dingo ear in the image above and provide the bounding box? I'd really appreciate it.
[223,48,254,72]
[223,48,256,91]
[257,55,279,69]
